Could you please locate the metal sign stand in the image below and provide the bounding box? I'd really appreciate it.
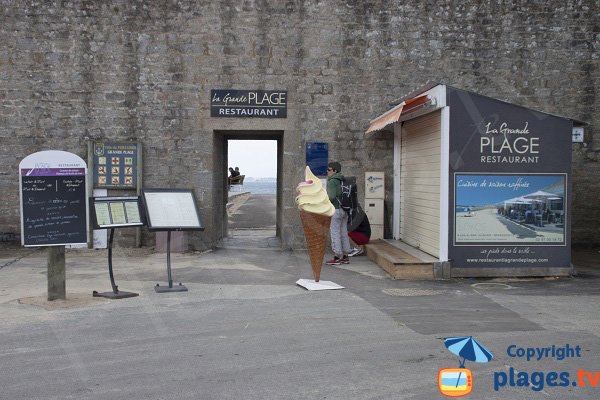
[155,231,188,292]
[93,229,139,299]
[141,188,203,293]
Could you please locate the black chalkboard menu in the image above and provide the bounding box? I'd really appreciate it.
[20,168,88,247]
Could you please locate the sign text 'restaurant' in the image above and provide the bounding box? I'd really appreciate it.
[211,89,287,118]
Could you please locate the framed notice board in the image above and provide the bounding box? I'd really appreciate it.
[19,150,88,247]
[141,189,204,231]
[90,196,145,229]
[92,142,140,189]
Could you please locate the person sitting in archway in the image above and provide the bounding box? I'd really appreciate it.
[230,166,240,178]
[228,166,242,184]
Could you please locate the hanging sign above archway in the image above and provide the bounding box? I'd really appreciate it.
[211,89,287,118]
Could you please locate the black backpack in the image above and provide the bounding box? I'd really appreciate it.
[338,176,358,217]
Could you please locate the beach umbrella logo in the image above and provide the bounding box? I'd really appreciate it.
[438,336,494,397]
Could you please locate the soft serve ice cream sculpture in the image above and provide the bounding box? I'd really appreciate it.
[296,166,335,282]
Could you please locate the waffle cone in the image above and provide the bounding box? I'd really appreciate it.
[299,210,331,282]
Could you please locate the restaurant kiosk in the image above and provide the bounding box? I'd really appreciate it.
[367,84,581,277]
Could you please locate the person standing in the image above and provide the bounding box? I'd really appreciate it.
[325,161,351,265]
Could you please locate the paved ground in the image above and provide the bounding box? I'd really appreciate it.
[1,194,599,399]
[228,193,276,230]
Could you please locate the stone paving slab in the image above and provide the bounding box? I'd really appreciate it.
[0,243,599,399]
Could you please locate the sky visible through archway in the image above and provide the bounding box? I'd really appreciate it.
[228,140,277,179]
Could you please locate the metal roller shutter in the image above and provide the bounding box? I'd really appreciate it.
[399,110,441,257]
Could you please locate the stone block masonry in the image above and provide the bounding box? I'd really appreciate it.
[0,0,598,249]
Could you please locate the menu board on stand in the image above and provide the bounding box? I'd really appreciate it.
[141,188,204,292]
[89,196,145,299]
[19,150,88,301]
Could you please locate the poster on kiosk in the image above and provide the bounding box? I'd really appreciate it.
[447,88,572,273]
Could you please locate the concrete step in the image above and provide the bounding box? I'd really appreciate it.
[365,240,435,280]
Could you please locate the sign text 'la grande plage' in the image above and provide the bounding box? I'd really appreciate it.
[211,89,287,118]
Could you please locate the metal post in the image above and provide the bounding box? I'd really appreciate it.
[136,142,143,248]
[92,228,138,299]
[154,230,187,292]
[107,228,118,293]
[47,246,66,301]
[167,230,173,288]
[87,141,94,249]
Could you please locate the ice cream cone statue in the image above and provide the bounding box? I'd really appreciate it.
[296,166,335,282]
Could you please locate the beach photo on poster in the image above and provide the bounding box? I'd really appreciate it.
[454,174,565,245]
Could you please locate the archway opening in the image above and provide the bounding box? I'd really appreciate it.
[219,132,283,249]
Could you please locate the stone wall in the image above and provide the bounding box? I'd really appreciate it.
[1,0,598,248]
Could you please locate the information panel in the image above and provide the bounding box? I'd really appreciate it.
[142,189,204,231]
[92,142,139,189]
[19,151,88,247]
[90,196,145,229]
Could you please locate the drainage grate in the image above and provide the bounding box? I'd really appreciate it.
[471,283,514,290]
[382,288,448,297]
